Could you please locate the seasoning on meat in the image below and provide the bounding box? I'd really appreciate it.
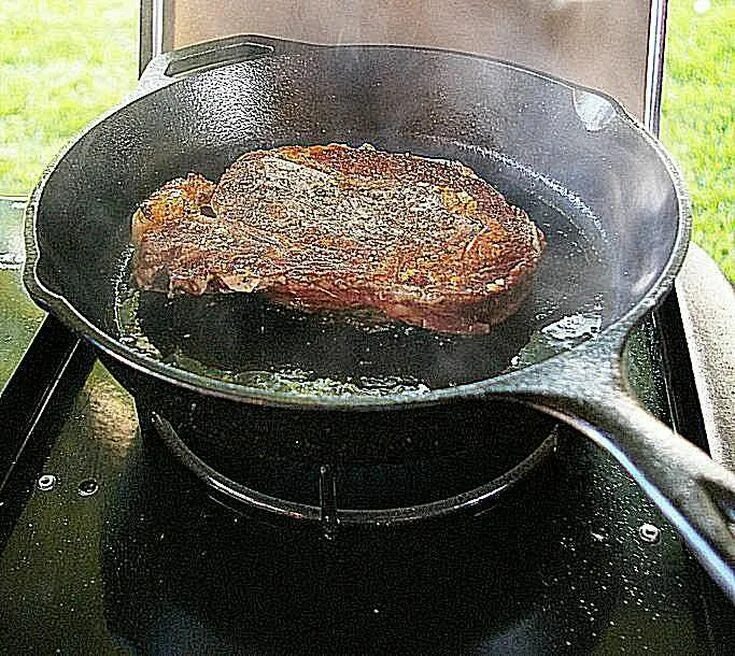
[131,144,545,334]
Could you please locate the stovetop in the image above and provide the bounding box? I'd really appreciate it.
[0,198,733,653]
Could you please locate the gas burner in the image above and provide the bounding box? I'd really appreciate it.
[145,401,559,530]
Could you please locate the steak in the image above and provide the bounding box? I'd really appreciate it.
[131,144,545,334]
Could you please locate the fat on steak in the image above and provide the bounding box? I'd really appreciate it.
[131,144,545,334]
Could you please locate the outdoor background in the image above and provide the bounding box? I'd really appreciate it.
[1,0,733,279]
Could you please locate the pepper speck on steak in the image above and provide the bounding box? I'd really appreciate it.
[131,144,545,334]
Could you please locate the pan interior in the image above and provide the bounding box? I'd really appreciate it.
[31,47,683,400]
[113,138,607,394]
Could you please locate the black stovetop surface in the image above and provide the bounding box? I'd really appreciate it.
[0,305,732,654]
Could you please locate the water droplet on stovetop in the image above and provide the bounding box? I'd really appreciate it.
[38,474,57,491]
[638,523,661,544]
[77,479,99,497]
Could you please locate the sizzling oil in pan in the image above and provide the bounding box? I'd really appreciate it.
[113,147,607,397]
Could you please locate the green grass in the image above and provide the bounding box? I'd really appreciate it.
[661,0,735,280]
[0,0,138,192]
[0,0,732,278]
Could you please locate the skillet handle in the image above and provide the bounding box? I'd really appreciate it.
[138,34,316,91]
[508,343,735,601]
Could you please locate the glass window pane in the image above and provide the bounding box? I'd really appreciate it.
[661,0,735,281]
[0,0,137,390]
[1,0,138,195]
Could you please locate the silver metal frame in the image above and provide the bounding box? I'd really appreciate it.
[644,0,669,135]
[141,0,669,131]
[139,0,171,76]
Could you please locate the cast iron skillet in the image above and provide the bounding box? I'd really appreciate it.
[24,36,735,599]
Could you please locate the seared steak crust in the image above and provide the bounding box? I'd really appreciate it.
[132,144,544,334]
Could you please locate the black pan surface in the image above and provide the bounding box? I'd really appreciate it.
[114,139,606,393]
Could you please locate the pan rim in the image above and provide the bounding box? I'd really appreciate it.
[23,42,692,411]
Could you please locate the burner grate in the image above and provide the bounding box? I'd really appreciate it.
[149,409,559,531]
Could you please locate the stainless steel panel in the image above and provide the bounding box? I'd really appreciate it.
[163,0,652,118]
